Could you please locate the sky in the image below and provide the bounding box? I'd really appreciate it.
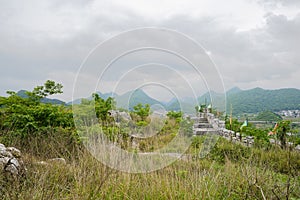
[1,0,300,102]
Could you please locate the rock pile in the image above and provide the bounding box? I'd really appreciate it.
[0,143,26,177]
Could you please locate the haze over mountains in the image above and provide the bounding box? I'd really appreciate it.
[67,87,300,115]
[13,87,300,115]
[16,90,65,105]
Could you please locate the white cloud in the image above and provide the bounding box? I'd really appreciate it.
[0,0,299,101]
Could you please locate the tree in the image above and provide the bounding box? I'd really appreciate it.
[92,93,115,125]
[225,117,241,132]
[0,81,80,159]
[167,111,182,122]
[27,80,63,102]
[277,120,291,149]
[132,103,150,122]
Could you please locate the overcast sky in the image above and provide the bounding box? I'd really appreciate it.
[1,0,300,102]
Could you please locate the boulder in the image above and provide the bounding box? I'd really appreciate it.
[6,147,21,158]
[0,143,26,177]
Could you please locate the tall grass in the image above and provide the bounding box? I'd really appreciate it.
[1,137,299,200]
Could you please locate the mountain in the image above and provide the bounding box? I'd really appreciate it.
[226,87,242,95]
[68,87,300,115]
[227,88,300,115]
[197,87,300,115]
[16,90,65,105]
[197,91,226,111]
[16,90,29,98]
[68,91,119,105]
[97,92,119,100]
[164,98,196,114]
[115,89,162,110]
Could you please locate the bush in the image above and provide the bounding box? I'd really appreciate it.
[210,138,251,164]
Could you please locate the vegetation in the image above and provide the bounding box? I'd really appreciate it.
[227,87,300,115]
[93,93,115,125]
[0,138,299,199]
[0,81,77,158]
[131,103,150,125]
[72,87,300,115]
[0,81,300,199]
[254,110,283,121]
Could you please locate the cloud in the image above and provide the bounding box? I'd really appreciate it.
[155,12,299,89]
[259,0,300,7]
[0,0,299,101]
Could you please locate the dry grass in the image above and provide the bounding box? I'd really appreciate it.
[1,141,300,200]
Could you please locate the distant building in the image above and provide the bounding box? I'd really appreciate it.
[276,110,300,118]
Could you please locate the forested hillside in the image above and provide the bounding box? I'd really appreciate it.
[70,87,300,115]
[227,88,300,115]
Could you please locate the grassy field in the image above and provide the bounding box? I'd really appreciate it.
[1,137,299,200]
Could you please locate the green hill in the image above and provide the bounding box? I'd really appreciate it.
[228,88,300,115]
[254,110,283,121]
[68,87,300,115]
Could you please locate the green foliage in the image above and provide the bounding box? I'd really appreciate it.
[132,103,150,123]
[93,93,115,124]
[191,136,205,149]
[227,88,300,115]
[254,110,282,121]
[277,120,291,149]
[2,82,300,199]
[27,80,63,101]
[167,111,182,123]
[0,80,77,158]
[243,126,271,148]
[210,138,251,163]
[225,116,242,132]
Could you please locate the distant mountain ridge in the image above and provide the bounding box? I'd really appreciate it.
[17,90,65,105]
[114,89,161,110]
[69,87,300,115]
[227,87,300,115]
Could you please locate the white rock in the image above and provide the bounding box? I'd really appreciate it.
[0,157,10,170]
[0,157,10,164]
[0,143,6,151]
[5,164,19,175]
[0,143,25,176]
[0,150,13,158]
[6,147,21,158]
[9,158,20,169]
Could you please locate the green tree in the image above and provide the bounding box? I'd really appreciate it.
[277,120,291,149]
[167,111,182,122]
[225,117,241,132]
[27,80,63,102]
[132,103,150,122]
[0,80,77,156]
[92,93,115,125]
